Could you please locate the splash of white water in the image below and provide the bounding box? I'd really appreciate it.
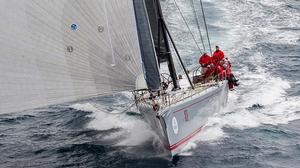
[70,102,159,146]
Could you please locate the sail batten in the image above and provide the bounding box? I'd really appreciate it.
[0,0,144,114]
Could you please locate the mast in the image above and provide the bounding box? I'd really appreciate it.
[147,0,195,90]
[155,0,180,90]
[145,0,180,90]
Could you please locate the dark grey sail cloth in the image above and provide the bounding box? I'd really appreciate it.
[133,0,161,90]
[143,0,180,89]
[144,0,169,63]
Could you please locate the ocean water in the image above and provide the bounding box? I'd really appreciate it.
[1,0,300,167]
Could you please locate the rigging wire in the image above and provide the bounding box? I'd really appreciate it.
[172,0,203,53]
[190,0,206,52]
[199,0,213,56]
[160,18,195,90]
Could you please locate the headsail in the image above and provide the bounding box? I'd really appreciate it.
[0,0,147,114]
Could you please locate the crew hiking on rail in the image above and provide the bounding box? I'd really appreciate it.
[198,46,239,90]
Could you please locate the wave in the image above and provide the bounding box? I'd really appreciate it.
[70,102,160,147]
[176,0,300,155]
[179,71,300,155]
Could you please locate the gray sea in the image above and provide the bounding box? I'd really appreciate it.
[1,0,300,167]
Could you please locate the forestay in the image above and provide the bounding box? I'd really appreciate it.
[0,0,152,114]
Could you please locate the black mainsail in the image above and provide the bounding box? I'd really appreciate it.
[133,0,180,90]
[133,0,161,91]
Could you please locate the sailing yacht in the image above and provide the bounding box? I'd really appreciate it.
[0,0,229,156]
[133,0,229,156]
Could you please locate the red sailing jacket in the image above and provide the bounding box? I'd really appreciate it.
[223,63,232,78]
[216,65,223,74]
[212,50,225,65]
[199,54,212,67]
[216,65,224,80]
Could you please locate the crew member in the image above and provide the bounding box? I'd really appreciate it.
[199,53,212,67]
[199,53,213,80]
[222,60,232,78]
[212,46,225,66]
[221,58,239,89]
[215,64,224,80]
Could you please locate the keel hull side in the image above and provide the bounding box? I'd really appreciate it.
[164,81,228,156]
[138,102,170,148]
[138,81,229,156]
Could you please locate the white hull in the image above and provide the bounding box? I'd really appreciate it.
[138,80,229,156]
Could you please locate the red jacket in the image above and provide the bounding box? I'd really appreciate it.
[223,63,231,78]
[216,65,223,74]
[199,54,212,67]
[212,50,224,65]
[216,65,224,80]
[204,65,214,78]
